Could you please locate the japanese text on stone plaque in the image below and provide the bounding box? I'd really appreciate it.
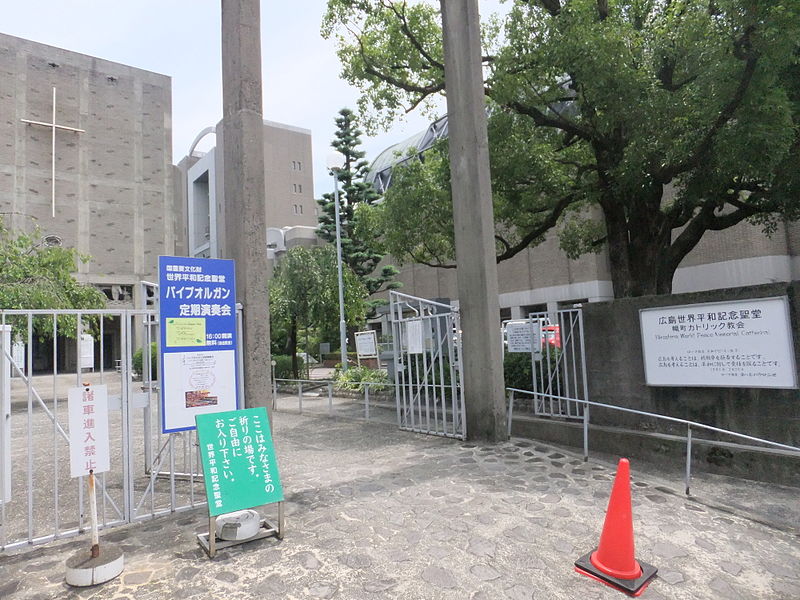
[639,297,797,388]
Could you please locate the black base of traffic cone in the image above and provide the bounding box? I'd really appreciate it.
[575,551,658,597]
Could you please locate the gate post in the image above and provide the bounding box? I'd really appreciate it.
[440,0,506,441]
[0,325,11,504]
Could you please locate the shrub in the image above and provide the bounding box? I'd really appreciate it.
[132,342,158,379]
[271,355,295,379]
[335,365,390,392]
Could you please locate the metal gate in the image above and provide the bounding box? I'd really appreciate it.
[0,308,209,552]
[390,292,465,439]
[528,308,588,419]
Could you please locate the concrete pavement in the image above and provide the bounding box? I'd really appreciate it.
[1,411,799,599]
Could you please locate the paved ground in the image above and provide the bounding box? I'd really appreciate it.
[1,411,799,599]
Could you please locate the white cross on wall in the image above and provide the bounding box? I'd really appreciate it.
[20,86,85,218]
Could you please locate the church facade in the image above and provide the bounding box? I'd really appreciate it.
[0,32,179,308]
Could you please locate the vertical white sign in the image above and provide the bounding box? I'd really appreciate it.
[68,384,110,478]
[1,326,11,503]
[80,334,94,370]
[406,319,424,354]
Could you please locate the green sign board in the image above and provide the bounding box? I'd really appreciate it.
[195,408,284,516]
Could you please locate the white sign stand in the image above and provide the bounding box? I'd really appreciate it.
[65,383,123,587]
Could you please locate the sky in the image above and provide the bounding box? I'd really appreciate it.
[1,0,502,199]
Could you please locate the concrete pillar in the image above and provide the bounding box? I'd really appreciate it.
[221,0,272,410]
[440,0,506,441]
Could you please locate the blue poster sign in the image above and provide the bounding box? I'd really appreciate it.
[159,256,239,433]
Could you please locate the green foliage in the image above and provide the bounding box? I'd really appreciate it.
[324,0,800,297]
[334,365,390,392]
[132,342,158,379]
[270,245,368,378]
[0,221,106,338]
[317,108,401,315]
[503,349,563,392]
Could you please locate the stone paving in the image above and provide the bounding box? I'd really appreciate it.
[1,411,799,599]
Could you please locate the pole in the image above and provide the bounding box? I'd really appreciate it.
[440,0,506,441]
[333,172,348,372]
[221,0,272,411]
[89,470,99,558]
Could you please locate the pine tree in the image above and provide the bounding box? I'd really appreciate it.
[317,108,400,315]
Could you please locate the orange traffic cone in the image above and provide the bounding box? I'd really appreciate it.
[574,458,658,596]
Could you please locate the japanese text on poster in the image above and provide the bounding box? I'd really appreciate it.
[196,408,284,516]
[640,297,797,388]
[160,256,238,432]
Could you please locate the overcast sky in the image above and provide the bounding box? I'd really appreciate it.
[2,1,503,198]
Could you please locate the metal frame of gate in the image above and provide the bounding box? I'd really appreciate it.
[0,307,224,552]
[527,308,588,420]
[390,291,465,439]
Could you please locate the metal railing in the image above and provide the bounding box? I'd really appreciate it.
[506,387,800,495]
[272,378,395,424]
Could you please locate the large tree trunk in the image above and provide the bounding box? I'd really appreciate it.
[603,189,678,298]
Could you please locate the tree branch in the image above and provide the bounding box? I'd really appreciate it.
[654,30,758,183]
[496,193,578,262]
[506,100,594,142]
[383,0,445,71]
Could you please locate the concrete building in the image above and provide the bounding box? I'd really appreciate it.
[368,117,800,317]
[177,119,318,261]
[0,32,179,308]
[0,33,180,371]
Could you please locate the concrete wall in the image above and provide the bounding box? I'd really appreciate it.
[0,33,175,300]
[581,282,800,443]
[561,282,800,485]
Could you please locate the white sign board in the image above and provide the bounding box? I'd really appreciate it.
[355,330,379,358]
[68,384,110,478]
[162,350,238,432]
[406,319,425,354]
[640,297,797,388]
[80,334,94,370]
[505,320,542,354]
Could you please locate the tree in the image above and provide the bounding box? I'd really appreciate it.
[323,0,800,297]
[317,108,401,313]
[269,245,368,378]
[0,221,106,338]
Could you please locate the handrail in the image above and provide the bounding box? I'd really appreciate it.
[506,386,800,495]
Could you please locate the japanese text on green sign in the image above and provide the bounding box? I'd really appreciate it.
[195,408,284,516]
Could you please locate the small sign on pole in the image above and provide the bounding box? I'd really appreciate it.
[195,407,284,558]
[505,319,542,354]
[68,384,110,478]
[355,330,379,359]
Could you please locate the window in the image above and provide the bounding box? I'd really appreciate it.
[292,160,297,170]
[298,204,303,215]
[292,183,297,193]
[297,161,302,171]
[292,204,303,215]
[298,184,302,194]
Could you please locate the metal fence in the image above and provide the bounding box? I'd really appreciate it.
[390,291,465,439]
[506,387,800,495]
[271,378,396,425]
[525,308,588,420]
[0,308,208,552]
